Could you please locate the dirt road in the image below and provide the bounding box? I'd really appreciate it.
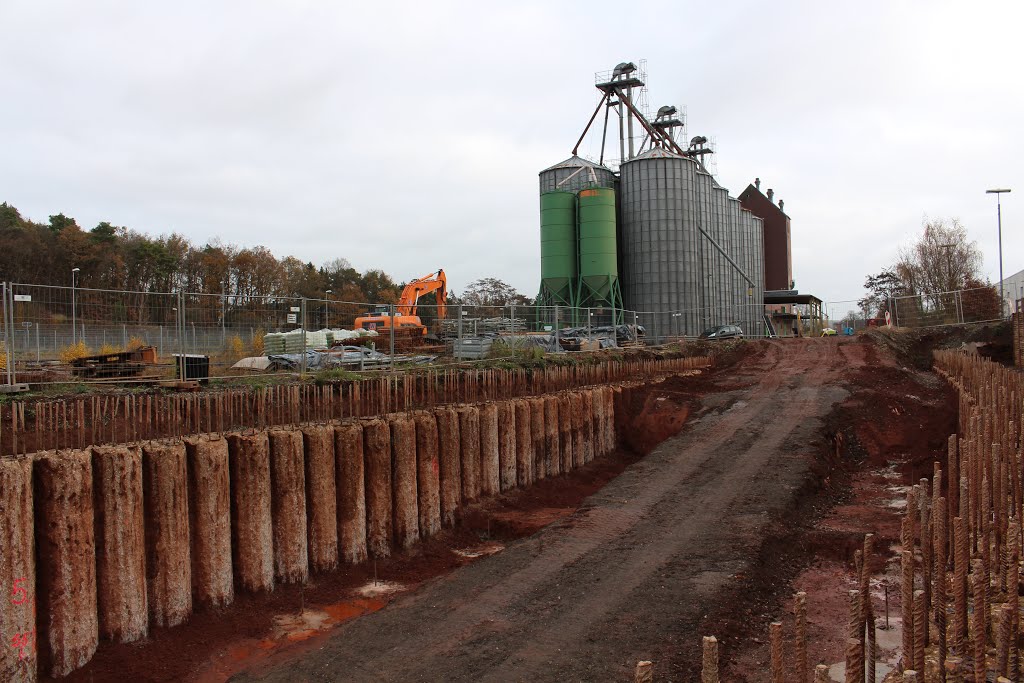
[235,339,859,682]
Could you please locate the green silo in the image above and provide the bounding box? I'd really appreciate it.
[538,191,577,307]
[576,187,624,316]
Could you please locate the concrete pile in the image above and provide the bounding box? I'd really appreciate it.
[0,385,621,679]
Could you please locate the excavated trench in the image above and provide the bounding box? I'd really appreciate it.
[715,341,959,681]
[1,374,700,683]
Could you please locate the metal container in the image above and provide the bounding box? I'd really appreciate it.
[576,187,618,301]
[539,156,616,194]
[538,191,577,306]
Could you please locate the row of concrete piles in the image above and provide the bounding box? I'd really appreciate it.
[0,385,619,680]
[756,349,1023,683]
[0,354,709,456]
[754,349,1023,683]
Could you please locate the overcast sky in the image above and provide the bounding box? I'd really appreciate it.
[2,1,1022,310]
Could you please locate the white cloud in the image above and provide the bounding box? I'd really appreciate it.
[1,0,1022,301]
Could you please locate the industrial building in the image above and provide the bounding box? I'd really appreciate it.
[738,179,822,336]
[537,61,767,338]
[738,179,792,292]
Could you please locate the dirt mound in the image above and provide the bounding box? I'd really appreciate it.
[862,322,1012,369]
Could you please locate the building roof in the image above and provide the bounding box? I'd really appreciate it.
[627,147,687,161]
[763,290,821,306]
[540,155,614,173]
[738,183,790,219]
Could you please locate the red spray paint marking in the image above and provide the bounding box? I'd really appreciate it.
[10,577,30,605]
[10,630,34,660]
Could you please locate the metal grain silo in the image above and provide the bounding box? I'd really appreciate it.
[693,168,717,328]
[538,156,616,317]
[576,187,624,317]
[538,191,577,307]
[539,156,616,194]
[728,197,752,333]
[619,148,702,338]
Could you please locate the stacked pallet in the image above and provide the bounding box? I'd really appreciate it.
[262,330,329,354]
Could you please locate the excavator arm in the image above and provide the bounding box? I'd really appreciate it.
[396,269,447,319]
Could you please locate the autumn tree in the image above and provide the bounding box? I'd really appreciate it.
[959,277,1001,321]
[0,201,411,327]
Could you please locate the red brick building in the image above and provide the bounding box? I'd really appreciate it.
[738,179,792,292]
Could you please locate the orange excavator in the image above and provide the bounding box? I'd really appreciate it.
[354,269,447,337]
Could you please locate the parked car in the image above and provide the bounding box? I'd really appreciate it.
[700,324,744,340]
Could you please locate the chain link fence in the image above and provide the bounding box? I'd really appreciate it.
[825,285,1006,333]
[1,281,781,386]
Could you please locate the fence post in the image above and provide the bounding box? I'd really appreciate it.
[221,295,227,343]
[3,282,12,385]
[300,298,308,375]
[177,291,185,381]
[388,302,395,371]
[554,305,560,351]
[456,304,463,359]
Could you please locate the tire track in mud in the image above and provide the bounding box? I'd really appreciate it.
[237,339,861,682]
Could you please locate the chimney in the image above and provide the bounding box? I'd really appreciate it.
[767,188,774,203]
[778,199,784,212]
[755,177,761,190]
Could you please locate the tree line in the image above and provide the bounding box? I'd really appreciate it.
[0,203,535,328]
[0,202,408,303]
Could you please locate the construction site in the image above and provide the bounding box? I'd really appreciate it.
[1,58,1023,683]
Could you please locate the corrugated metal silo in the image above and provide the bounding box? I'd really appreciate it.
[619,148,702,338]
[728,197,751,333]
[692,167,713,330]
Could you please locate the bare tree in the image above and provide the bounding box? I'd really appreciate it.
[896,218,982,295]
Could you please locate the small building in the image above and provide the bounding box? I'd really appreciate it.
[763,290,825,337]
[998,266,1024,315]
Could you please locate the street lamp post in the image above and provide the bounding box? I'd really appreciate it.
[324,290,332,329]
[71,267,80,345]
[986,188,1011,317]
